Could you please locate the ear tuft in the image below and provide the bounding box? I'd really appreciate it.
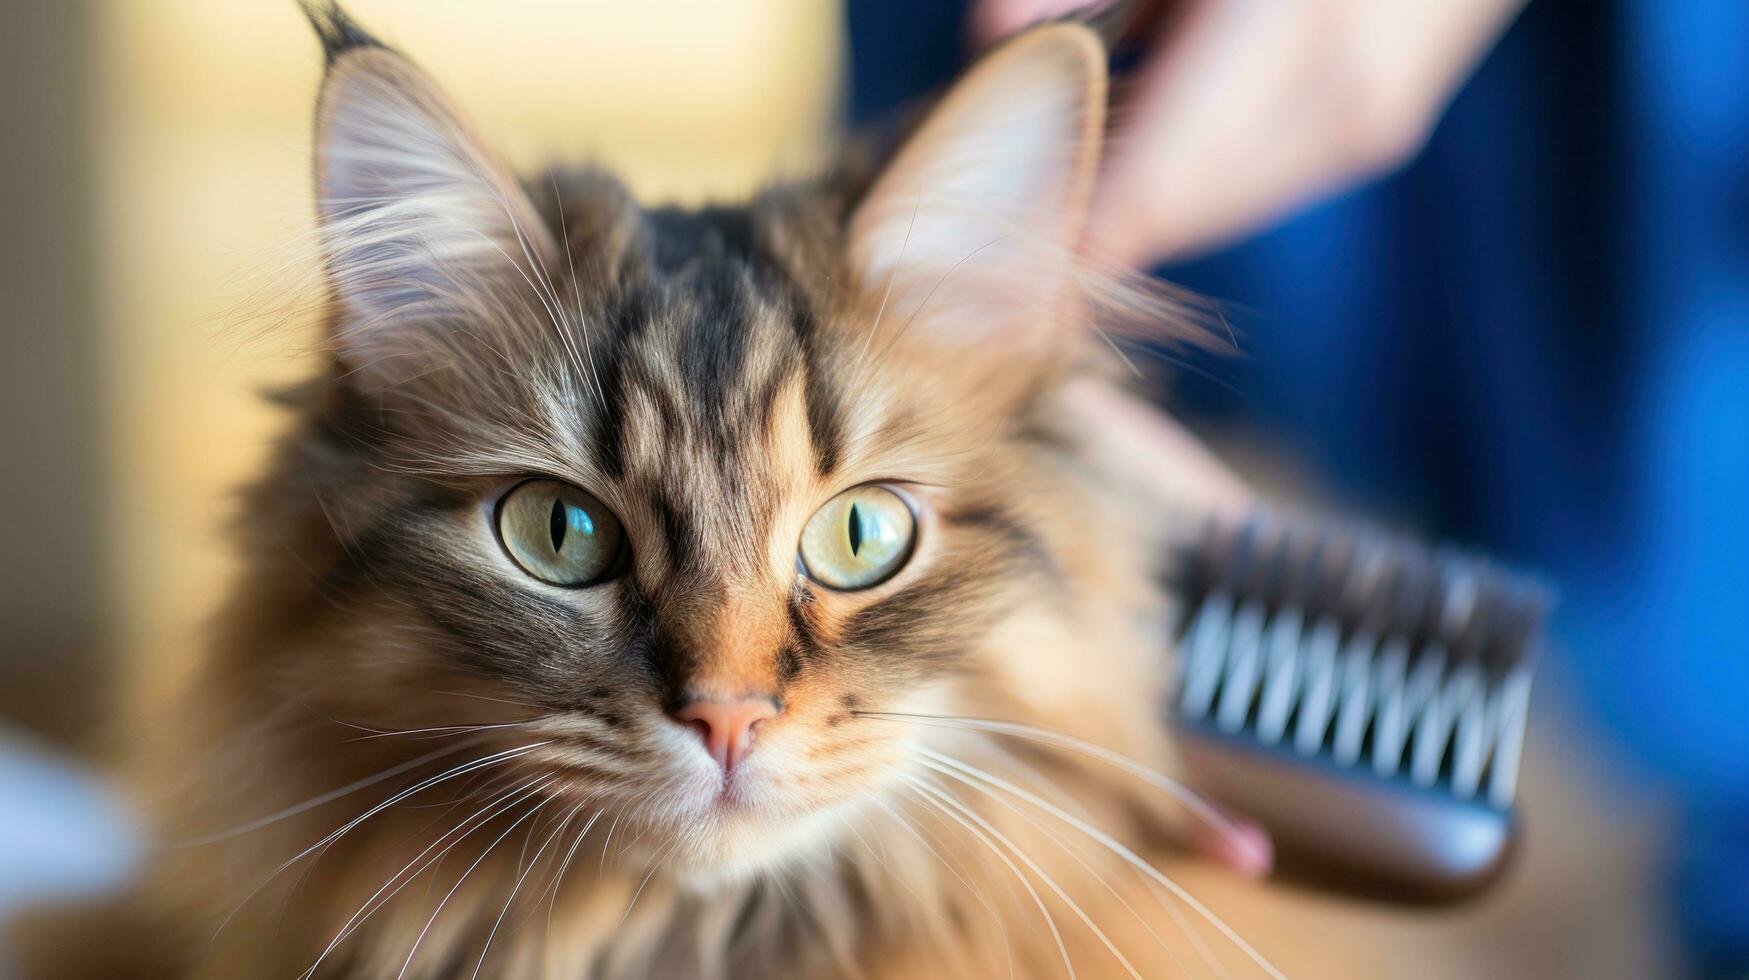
[296,1,386,66]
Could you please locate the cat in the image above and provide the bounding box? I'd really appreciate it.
[12,4,1269,977]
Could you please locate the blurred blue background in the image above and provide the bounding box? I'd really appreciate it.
[848,0,1749,972]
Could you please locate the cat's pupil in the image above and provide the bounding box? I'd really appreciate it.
[848,504,863,556]
[549,498,568,552]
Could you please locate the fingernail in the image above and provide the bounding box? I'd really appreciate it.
[1189,806,1275,878]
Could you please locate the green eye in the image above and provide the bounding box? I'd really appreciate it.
[799,485,917,590]
[496,479,625,587]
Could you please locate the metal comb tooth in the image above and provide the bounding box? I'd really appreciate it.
[1169,509,1552,901]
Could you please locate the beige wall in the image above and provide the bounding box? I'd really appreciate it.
[92,0,842,711]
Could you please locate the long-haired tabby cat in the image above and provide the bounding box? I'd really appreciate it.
[17,5,1281,978]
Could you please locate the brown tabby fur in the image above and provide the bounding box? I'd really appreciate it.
[13,8,1267,978]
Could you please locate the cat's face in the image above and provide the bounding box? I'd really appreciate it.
[289,21,1145,877]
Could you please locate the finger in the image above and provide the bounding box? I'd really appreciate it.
[1086,0,1527,265]
[1085,0,1347,264]
[968,0,1104,47]
[1060,377,1255,520]
[1186,801,1275,878]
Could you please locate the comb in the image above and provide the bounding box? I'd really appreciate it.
[1168,509,1552,902]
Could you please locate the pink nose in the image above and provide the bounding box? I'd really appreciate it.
[674,697,779,771]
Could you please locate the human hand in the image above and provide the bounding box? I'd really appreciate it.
[972,0,1526,265]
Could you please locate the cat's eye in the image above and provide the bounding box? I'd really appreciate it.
[798,485,917,591]
[495,479,625,587]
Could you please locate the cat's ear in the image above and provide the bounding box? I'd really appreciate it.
[306,6,557,363]
[846,23,1105,360]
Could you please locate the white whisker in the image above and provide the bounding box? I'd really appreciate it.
[172,740,472,848]
[870,235,1008,368]
[617,839,677,928]
[470,796,590,979]
[214,741,549,942]
[342,722,529,743]
[861,712,1237,837]
[301,775,555,979]
[899,773,1076,980]
[919,748,1285,980]
[598,810,626,876]
[917,755,1190,978]
[908,771,1143,980]
[868,795,1016,980]
[398,790,553,978]
[857,193,923,366]
[549,175,608,411]
[541,806,605,936]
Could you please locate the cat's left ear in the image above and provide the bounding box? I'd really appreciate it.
[846,23,1106,363]
[305,5,558,366]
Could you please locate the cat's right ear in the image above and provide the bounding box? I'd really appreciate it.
[303,3,558,371]
[844,24,1106,374]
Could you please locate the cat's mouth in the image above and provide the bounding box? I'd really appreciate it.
[705,771,764,810]
[519,713,897,874]
[529,731,821,809]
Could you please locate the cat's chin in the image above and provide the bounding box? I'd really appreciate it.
[571,725,904,880]
[597,767,877,883]
[661,799,863,884]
